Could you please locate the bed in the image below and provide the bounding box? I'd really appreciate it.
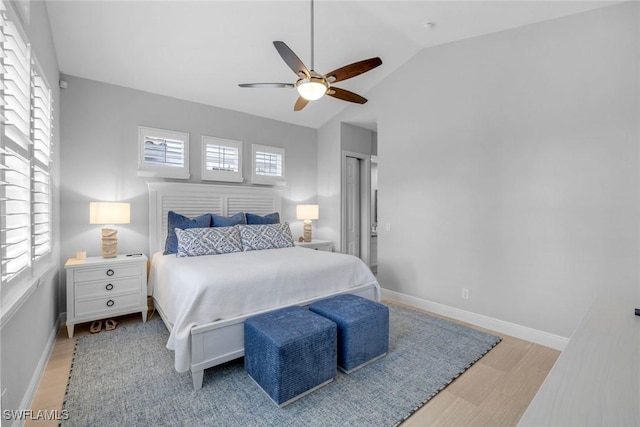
[147,182,380,390]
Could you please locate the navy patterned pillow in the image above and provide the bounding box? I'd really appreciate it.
[238,222,294,252]
[211,212,246,227]
[245,212,280,225]
[175,226,242,257]
[164,211,212,255]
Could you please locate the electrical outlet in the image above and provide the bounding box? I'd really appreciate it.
[462,288,470,299]
[385,223,391,232]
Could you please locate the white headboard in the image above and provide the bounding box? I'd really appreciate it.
[147,182,282,255]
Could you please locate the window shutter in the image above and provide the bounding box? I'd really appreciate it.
[251,144,285,185]
[201,136,243,183]
[255,150,282,177]
[1,10,31,148]
[1,3,32,283]
[1,147,31,282]
[144,136,184,168]
[137,126,190,179]
[1,1,54,291]
[31,67,51,262]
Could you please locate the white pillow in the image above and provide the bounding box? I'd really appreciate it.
[238,222,294,252]
[175,226,242,257]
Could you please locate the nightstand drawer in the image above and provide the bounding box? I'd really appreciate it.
[74,264,141,283]
[75,293,142,318]
[75,277,141,299]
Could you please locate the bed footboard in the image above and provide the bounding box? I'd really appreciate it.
[188,283,379,389]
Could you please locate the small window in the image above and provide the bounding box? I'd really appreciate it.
[252,144,285,186]
[201,136,243,183]
[137,126,190,179]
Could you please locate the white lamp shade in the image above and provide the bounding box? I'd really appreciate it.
[89,202,131,225]
[296,204,319,220]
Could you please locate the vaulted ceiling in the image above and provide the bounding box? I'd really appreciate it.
[46,1,617,129]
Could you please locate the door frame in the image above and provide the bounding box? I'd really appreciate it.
[340,150,371,265]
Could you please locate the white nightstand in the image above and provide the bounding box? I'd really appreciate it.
[294,240,333,252]
[65,254,148,338]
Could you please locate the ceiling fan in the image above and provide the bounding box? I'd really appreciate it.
[239,0,382,111]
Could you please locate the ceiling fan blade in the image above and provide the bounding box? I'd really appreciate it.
[239,83,295,88]
[326,87,368,104]
[273,41,310,78]
[294,97,310,111]
[325,57,382,83]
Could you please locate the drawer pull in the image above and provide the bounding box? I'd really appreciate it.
[106,269,115,277]
[105,283,114,291]
[106,299,115,307]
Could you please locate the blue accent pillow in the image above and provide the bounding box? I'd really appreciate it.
[211,212,246,227]
[175,226,242,257]
[164,211,212,255]
[238,223,294,251]
[246,212,280,225]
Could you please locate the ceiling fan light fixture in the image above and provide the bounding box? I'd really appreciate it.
[296,77,328,101]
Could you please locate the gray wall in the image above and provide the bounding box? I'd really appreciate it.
[368,2,639,338]
[0,0,61,420]
[59,75,318,292]
[316,121,376,253]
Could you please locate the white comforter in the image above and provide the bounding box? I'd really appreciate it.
[149,247,379,372]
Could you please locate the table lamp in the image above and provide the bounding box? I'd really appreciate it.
[89,202,130,258]
[296,204,319,243]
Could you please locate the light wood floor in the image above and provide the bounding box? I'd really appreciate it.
[26,302,559,427]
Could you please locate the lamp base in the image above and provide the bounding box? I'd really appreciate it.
[303,221,312,243]
[101,227,118,258]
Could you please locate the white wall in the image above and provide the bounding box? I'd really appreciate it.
[369,2,639,338]
[0,0,61,421]
[316,120,342,248]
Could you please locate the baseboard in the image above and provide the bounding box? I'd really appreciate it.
[14,313,63,427]
[381,289,569,351]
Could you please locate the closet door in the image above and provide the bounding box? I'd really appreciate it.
[345,156,361,257]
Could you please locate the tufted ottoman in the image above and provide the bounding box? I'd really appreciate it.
[309,294,389,373]
[244,306,337,407]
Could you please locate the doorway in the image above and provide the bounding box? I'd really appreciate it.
[341,151,370,265]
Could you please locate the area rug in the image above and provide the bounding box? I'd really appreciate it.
[61,304,500,427]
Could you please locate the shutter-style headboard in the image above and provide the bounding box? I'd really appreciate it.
[147,182,282,255]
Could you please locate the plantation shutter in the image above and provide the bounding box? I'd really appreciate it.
[143,136,184,168]
[137,126,190,179]
[255,150,282,177]
[201,136,243,183]
[1,4,32,282]
[32,69,52,261]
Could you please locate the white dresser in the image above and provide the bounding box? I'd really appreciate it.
[65,255,148,338]
[519,297,640,426]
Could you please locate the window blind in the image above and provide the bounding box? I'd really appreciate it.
[137,126,189,179]
[206,144,239,172]
[1,5,32,283]
[1,147,31,282]
[1,0,54,290]
[31,69,52,261]
[1,10,31,148]
[144,136,184,168]
[255,151,282,177]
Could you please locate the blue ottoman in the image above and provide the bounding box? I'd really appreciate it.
[309,294,389,373]
[244,306,337,407]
